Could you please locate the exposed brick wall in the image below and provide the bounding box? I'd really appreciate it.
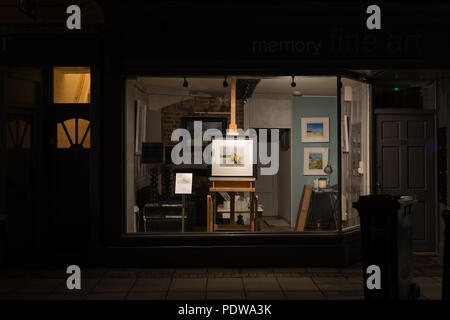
[161,97,244,146]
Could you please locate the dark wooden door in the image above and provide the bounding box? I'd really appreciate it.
[6,114,35,250]
[375,110,436,251]
[48,109,90,257]
[4,68,41,264]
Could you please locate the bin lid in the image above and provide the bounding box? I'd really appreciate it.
[353,194,416,211]
[398,195,416,203]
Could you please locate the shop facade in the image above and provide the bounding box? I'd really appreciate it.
[1,2,450,267]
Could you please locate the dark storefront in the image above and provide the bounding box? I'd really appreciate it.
[1,1,450,268]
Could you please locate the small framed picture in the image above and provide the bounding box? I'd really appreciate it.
[211,138,253,176]
[175,173,193,194]
[301,117,329,142]
[303,147,328,175]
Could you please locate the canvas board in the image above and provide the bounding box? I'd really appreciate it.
[175,173,193,194]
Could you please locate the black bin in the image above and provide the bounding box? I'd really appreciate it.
[353,194,420,300]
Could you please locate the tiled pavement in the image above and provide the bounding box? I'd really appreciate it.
[0,256,443,300]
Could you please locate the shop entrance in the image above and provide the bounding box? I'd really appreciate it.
[375,110,436,251]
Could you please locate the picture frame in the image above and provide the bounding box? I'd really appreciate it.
[175,173,193,194]
[303,147,328,175]
[211,138,253,176]
[183,117,227,145]
[135,100,147,155]
[301,117,329,142]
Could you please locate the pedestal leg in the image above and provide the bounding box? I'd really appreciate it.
[182,194,185,232]
[250,192,255,232]
[206,194,211,232]
[212,193,217,232]
[230,192,235,225]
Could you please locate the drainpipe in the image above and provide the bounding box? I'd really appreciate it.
[443,207,450,300]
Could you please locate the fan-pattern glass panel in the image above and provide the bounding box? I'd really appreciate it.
[57,117,91,149]
[7,119,31,149]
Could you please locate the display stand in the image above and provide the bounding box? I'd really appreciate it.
[175,173,192,232]
[207,177,257,232]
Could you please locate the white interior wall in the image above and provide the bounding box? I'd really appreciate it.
[245,95,293,129]
[245,96,293,221]
[125,79,151,233]
[278,143,291,223]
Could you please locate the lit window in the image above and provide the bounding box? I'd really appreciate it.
[57,118,91,149]
[53,67,91,103]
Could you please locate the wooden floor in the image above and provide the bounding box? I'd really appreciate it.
[259,216,293,232]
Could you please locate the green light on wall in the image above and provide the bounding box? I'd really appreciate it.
[392,87,400,91]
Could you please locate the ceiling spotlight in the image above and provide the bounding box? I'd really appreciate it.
[223,77,228,88]
[183,77,188,88]
[291,76,296,87]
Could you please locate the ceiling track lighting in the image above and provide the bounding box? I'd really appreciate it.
[291,75,296,88]
[223,76,228,88]
[183,77,189,88]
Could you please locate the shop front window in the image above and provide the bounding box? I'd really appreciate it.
[125,76,369,234]
[340,78,372,229]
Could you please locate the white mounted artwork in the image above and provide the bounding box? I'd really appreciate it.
[303,147,328,175]
[175,173,193,194]
[301,117,329,142]
[211,139,253,176]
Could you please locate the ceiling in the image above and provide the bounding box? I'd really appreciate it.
[136,76,338,98]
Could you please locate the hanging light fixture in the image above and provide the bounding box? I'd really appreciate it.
[291,75,296,87]
[182,77,189,88]
[223,76,228,88]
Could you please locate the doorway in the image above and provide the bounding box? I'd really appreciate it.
[375,110,436,251]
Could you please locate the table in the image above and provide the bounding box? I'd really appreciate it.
[143,202,185,232]
[308,188,338,230]
[207,177,257,232]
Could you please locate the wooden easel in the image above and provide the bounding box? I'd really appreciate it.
[207,177,257,232]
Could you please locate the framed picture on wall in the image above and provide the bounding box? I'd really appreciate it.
[303,147,328,175]
[183,117,227,145]
[211,138,253,176]
[301,117,329,142]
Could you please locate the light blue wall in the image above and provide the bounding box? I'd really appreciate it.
[293,96,338,221]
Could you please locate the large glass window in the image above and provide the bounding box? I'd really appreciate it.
[125,76,347,234]
[340,78,372,230]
